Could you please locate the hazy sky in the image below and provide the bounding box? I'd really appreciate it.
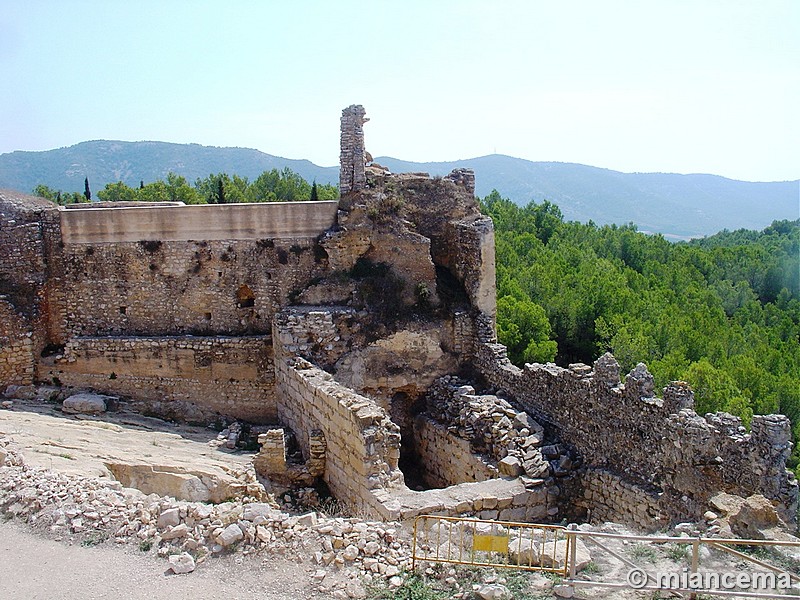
[2,1,798,182]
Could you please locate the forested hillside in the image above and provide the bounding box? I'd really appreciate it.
[483,191,800,469]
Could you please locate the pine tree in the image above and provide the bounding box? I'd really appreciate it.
[217,177,226,204]
[140,180,144,189]
[310,181,319,202]
[84,177,91,201]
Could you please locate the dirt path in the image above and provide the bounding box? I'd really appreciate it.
[0,519,333,600]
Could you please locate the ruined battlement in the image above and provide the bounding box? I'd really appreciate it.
[475,341,798,526]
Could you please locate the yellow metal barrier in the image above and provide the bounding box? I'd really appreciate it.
[411,515,570,575]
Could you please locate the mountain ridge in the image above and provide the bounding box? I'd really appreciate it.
[1,140,797,239]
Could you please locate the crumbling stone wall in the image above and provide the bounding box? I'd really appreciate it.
[0,298,34,386]
[46,335,275,422]
[0,192,61,369]
[274,355,404,515]
[58,238,327,338]
[475,340,798,526]
[339,105,368,195]
[0,193,51,317]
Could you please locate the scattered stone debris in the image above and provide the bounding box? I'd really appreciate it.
[0,434,413,595]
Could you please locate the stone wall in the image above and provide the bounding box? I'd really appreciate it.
[57,237,328,338]
[475,340,799,526]
[0,192,61,366]
[412,416,497,488]
[579,468,663,530]
[0,298,34,386]
[339,105,368,195]
[274,355,404,516]
[0,192,52,318]
[45,335,275,423]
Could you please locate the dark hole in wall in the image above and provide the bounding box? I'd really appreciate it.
[236,284,256,308]
[434,264,469,309]
[277,249,289,265]
[139,240,162,253]
[40,343,65,358]
[391,391,437,491]
[313,244,328,263]
[119,306,127,315]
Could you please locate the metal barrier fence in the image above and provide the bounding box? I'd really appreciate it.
[564,529,800,599]
[412,515,800,599]
[411,515,571,575]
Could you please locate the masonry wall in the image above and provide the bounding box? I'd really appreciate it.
[57,237,328,338]
[46,335,275,422]
[0,298,34,386]
[0,192,61,378]
[413,416,497,488]
[274,355,403,516]
[475,340,799,525]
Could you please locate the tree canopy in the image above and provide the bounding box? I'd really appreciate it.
[34,168,338,205]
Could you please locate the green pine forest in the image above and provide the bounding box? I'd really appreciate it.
[32,175,800,471]
[33,168,338,206]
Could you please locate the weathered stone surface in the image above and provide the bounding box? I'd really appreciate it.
[508,535,540,566]
[62,393,111,415]
[161,523,189,540]
[217,523,244,547]
[157,507,181,528]
[475,583,512,600]
[728,494,785,539]
[168,552,196,574]
[540,538,591,572]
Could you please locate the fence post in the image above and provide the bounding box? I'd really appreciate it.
[690,537,700,600]
[567,523,578,597]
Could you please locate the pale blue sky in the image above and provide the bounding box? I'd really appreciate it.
[1,0,798,182]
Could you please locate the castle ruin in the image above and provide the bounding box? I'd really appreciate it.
[1,105,795,529]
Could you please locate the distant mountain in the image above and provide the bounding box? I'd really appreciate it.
[375,155,800,239]
[0,140,339,196]
[0,141,796,239]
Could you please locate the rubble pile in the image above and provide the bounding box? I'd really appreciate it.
[425,377,579,478]
[0,434,411,596]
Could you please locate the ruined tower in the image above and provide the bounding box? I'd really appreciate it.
[339,104,368,195]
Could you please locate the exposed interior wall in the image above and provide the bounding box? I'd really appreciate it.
[57,237,328,338]
[274,354,404,515]
[45,336,275,422]
[412,415,497,488]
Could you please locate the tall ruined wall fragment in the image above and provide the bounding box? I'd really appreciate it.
[339,104,368,195]
[0,192,61,384]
